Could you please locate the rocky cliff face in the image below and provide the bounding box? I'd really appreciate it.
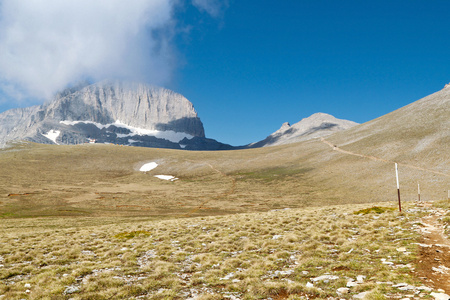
[249,113,358,148]
[0,81,235,150]
[43,81,205,136]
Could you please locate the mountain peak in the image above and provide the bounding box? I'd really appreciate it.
[45,80,205,136]
[277,122,291,132]
[0,80,233,150]
[250,113,358,148]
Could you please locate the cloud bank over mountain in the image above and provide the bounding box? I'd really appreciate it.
[0,0,225,103]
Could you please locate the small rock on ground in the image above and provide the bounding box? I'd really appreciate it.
[353,291,369,299]
[430,292,450,300]
[64,286,80,295]
[337,287,349,294]
[311,275,339,282]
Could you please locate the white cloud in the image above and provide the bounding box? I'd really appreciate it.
[191,0,228,18]
[0,0,176,101]
[0,0,229,104]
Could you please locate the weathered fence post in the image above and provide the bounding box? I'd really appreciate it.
[418,183,420,201]
[395,163,401,212]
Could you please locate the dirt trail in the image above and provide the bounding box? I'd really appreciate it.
[320,138,450,292]
[415,202,450,294]
[320,138,449,177]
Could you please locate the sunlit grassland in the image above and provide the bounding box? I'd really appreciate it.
[1,85,449,299]
[1,141,447,219]
[0,201,434,299]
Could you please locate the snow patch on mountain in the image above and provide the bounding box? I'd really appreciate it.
[0,81,228,150]
[128,139,141,144]
[42,130,61,144]
[60,120,194,143]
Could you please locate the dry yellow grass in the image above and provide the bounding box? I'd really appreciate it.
[0,200,443,299]
[0,90,448,298]
[0,137,447,219]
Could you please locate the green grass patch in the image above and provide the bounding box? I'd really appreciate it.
[114,230,152,239]
[0,212,17,218]
[353,206,395,215]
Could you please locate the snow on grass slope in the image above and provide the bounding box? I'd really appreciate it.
[139,162,158,172]
[154,175,178,181]
[138,161,178,180]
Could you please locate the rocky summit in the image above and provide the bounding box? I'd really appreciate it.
[0,80,233,150]
[249,112,358,147]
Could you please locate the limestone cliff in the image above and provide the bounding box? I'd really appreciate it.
[0,80,230,150]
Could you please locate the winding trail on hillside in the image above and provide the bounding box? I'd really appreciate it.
[414,201,450,294]
[321,136,450,292]
[320,138,449,177]
[321,137,450,293]
[182,162,236,217]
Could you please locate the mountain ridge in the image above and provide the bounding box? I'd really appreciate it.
[249,112,358,148]
[0,80,237,150]
[0,81,359,150]
[327,83,449,167]
[0,82,448,218]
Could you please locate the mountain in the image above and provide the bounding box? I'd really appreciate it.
[326,83,450,173]
[249,112,358,147]
[1,83,448,219]
[1,87,449,300]
[0,80,234,150]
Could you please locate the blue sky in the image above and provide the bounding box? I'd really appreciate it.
[170,1,450,145]
[1,1,449,146]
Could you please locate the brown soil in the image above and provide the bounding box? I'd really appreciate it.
[7,192,35,197]
[415,202,450,293]
[321,138,450,293]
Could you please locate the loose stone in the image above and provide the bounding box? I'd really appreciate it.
[337,287,349,294]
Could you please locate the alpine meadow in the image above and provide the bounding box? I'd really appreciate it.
[0,83,449,299]
[1,1,450,299]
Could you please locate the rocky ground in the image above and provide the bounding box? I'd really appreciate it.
[1,200,450,299]
[414,202,450,298]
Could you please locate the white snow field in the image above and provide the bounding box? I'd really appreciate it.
[60,120,193,143]
[139,162,158,172]
[154,175,178,181]
[42,130,61,144]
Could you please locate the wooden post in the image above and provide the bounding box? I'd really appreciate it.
[418,183,420,201]
[395,163,401,212]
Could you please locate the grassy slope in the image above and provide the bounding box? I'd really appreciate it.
[0,201,434,299]
[0,127,448,219]
[0,87,449,299]
[1,86,448,218]
[327,85,450,172]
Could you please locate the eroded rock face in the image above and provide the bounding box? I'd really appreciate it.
[44,81,205,137]
[0,80,220,149]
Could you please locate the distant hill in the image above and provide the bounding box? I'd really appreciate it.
[249,112,358,148]
[327,83,450,174]
[0,80,234,150]
[0,83,448,219]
